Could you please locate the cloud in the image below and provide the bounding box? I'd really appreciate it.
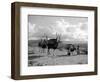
[28,22,36,39]
[28,17,88,42]
[54,19,88,41]
[28,22,55,40]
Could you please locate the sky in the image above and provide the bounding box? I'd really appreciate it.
[28,15,88,42]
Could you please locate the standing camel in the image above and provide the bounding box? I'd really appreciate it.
[46,34,61,56]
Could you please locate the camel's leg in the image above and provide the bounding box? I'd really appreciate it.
[39,47,41,53]
[48,49,50,55]
[43,48,45,53]
[43,48,44,53]
[67,50,70,56]
[42,48,44,53]
[53,49,55,56]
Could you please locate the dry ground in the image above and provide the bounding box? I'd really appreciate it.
[28,47,88,66]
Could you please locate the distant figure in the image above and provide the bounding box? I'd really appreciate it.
[69,44,76,56]
[66,44,77,56]
[76,45,80,55]
[65,44,71,56]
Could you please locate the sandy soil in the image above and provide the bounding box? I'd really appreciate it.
[28,47,88,66]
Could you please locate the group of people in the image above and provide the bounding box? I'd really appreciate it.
[65,44,80,56]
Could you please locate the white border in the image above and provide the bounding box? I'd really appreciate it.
[20,7,95,75]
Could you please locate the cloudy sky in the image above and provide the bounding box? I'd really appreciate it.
[28,15,88,42]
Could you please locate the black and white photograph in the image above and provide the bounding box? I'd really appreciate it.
[28,15,88,66]
[11,2,97,79]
